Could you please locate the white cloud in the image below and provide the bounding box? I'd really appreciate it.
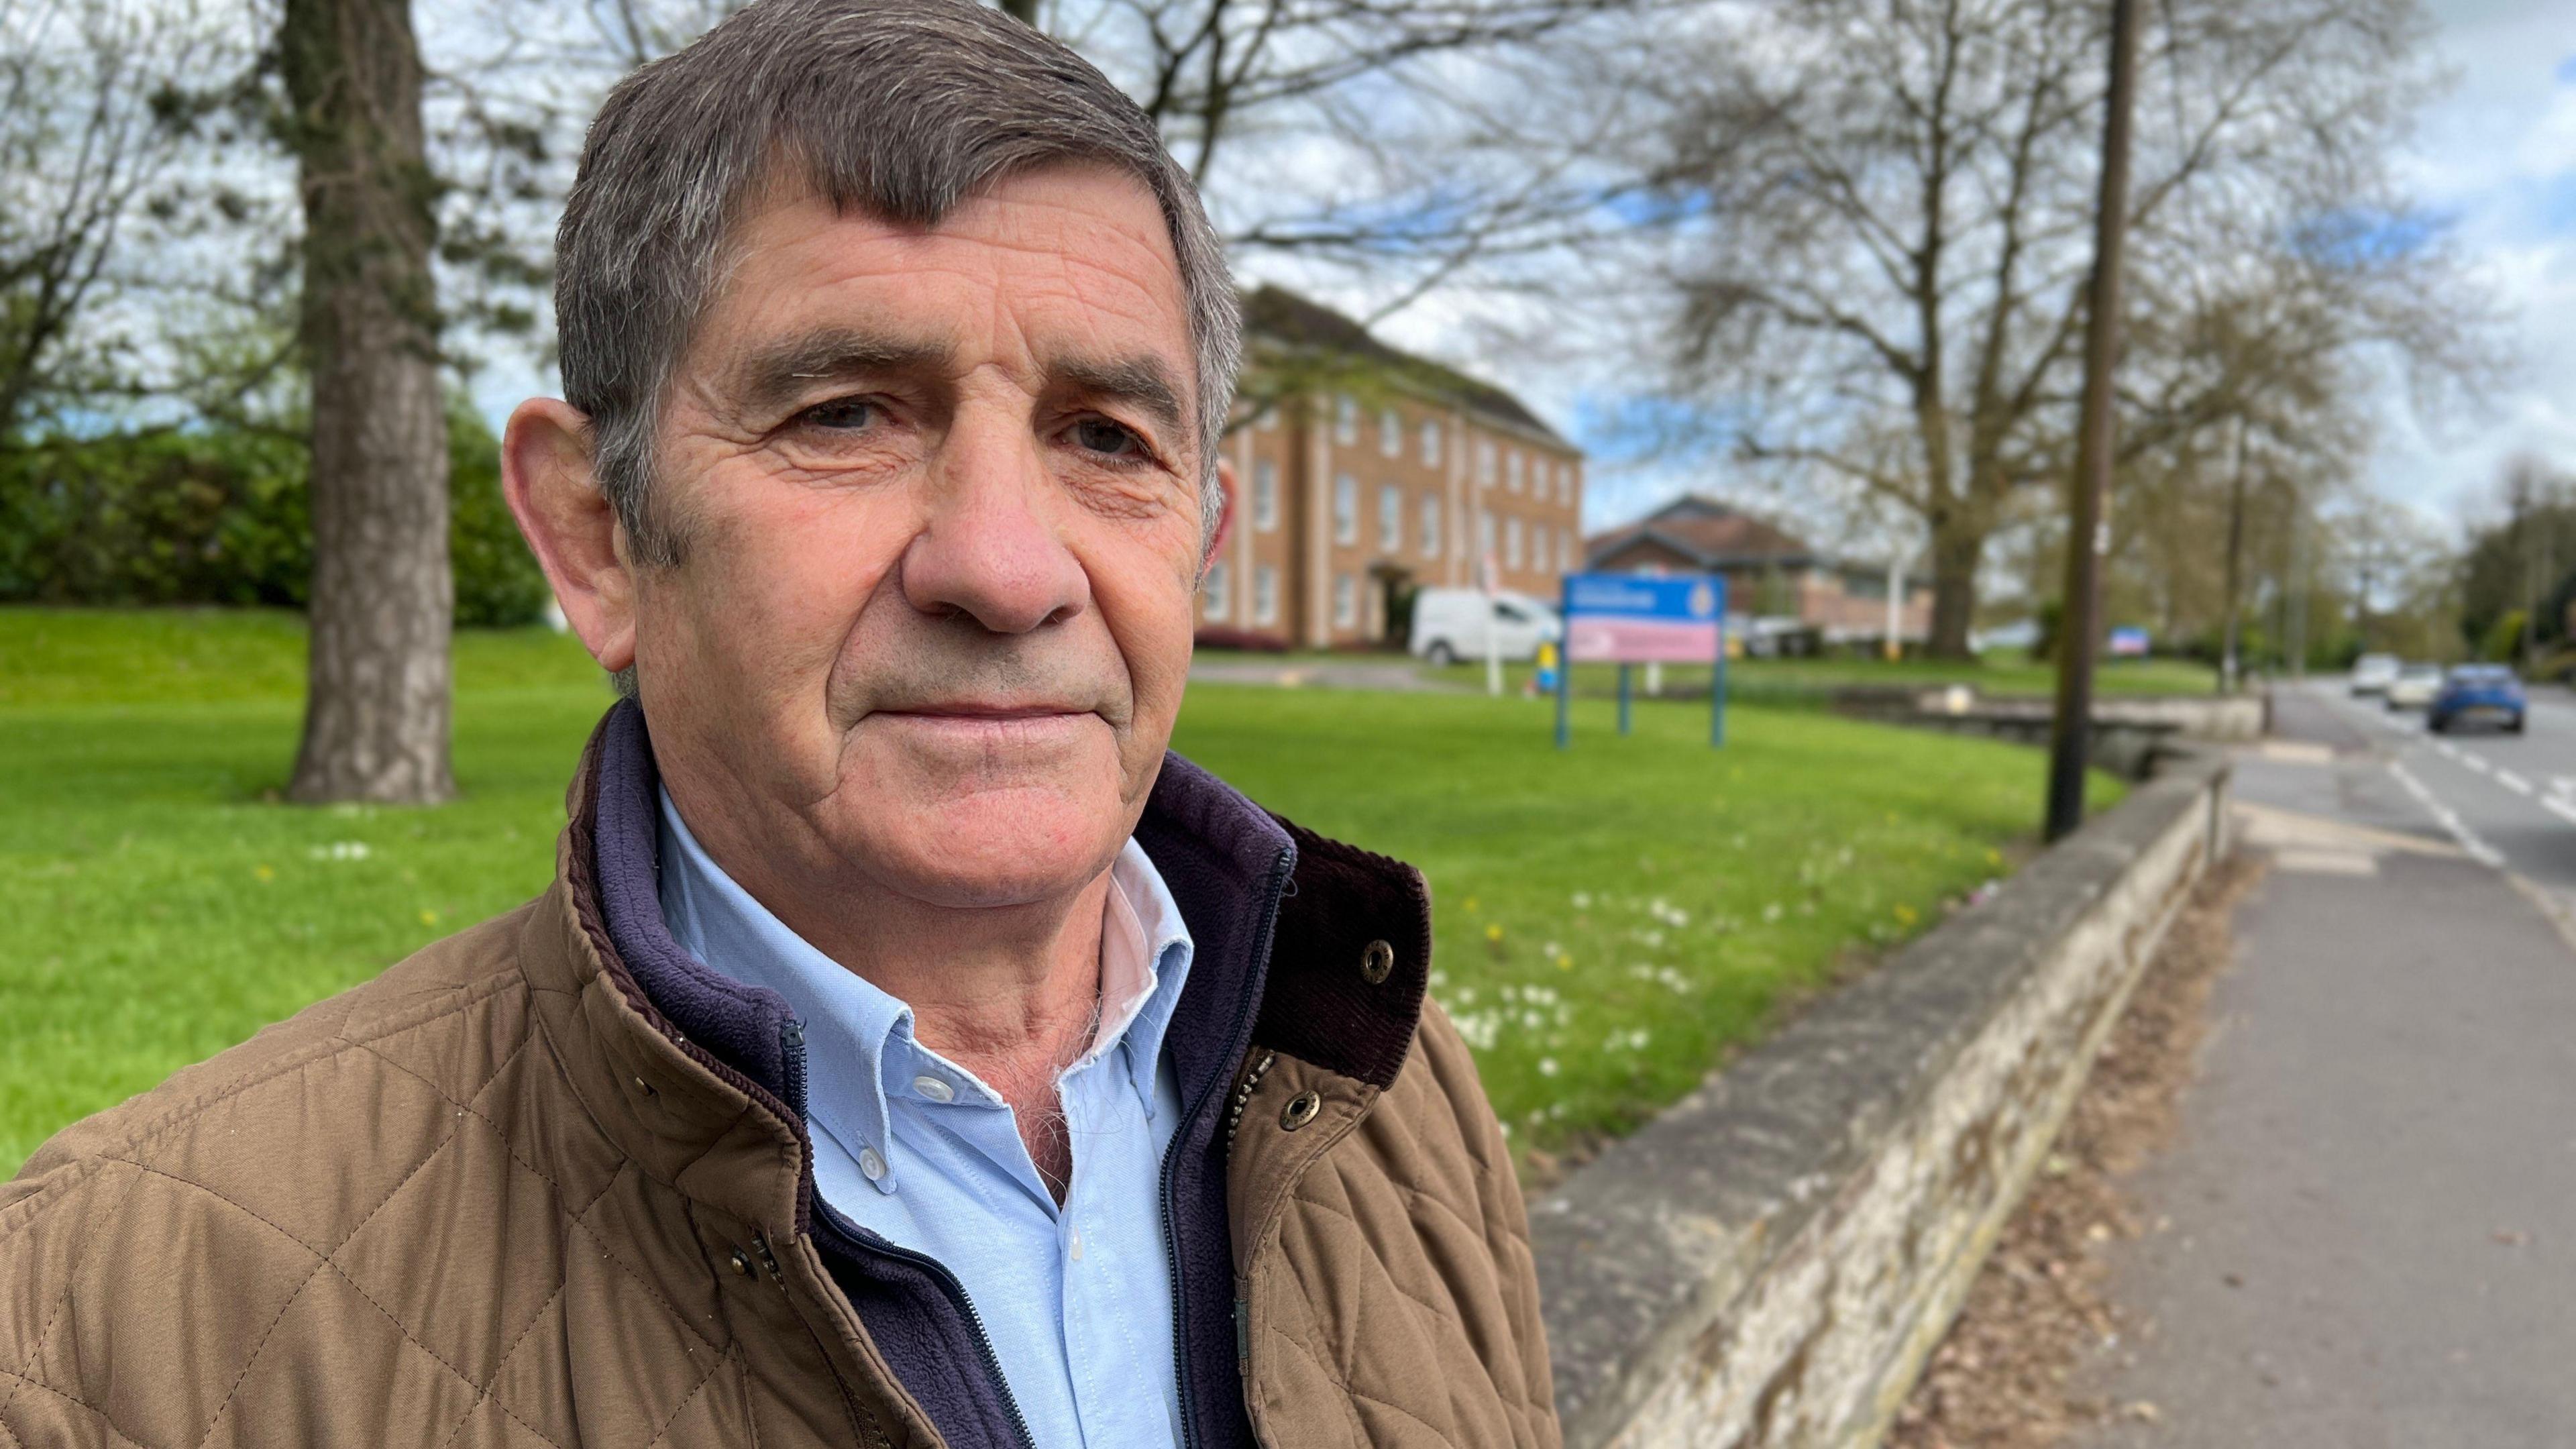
[2367,0,2576,535]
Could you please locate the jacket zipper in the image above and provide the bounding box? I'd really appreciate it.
[1222,1052,1278,1155]
[1160,845,1298,1449]
[784,1017,1038,1449]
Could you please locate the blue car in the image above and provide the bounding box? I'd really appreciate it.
[2428,664,2526,734]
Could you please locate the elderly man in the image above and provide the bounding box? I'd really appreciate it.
[0,2,1554,1446]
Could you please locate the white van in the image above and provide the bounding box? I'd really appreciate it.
[1408,588,1562,665]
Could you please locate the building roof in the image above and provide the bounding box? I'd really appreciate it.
[1585,496,1822,570]
[1238,284,1568,448]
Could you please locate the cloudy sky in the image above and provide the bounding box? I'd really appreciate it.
[2371,0,2576,535]
[1325,1,2576,548]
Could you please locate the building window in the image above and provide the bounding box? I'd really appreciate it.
[1380,407,1402,458]
[1505,515,1524,570]
[1559,463,1576,504]
[1476,438,1497,488]
[1333,473,1358,545]
[1420,492,1441,559]
[1333,573,1358,629]
[1506,450,1523,493]
[1377,483,1403,551]
[1560,527,1576,572]
[1203,560,1230,621]
[1253,459,1279,532]
[1254,564,1279,625]
[1477,508,1496,563]
[1334,394,1358,445]
[1419,419,1442,467]
[1534,525,1550,574]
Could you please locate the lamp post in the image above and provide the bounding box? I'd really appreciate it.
[2045,0,2142,843]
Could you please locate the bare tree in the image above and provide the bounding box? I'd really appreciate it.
[280,0,453,803]
[0,0,233,444]
[1612,0,2459,655]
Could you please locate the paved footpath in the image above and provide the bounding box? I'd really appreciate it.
[2080,684,2576,1449]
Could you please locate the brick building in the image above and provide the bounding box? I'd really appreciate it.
[1197,286,1585,649]
[1585,496,1932,646]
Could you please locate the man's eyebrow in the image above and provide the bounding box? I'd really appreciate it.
[729,327,955,413]
[1050,352,1187,441]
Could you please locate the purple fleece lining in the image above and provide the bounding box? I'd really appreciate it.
[590,700,798,1090]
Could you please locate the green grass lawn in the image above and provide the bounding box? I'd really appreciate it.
[1,607,2116,1177]
[1404,650,2217,704]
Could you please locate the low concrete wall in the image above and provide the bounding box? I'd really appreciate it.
[1533,751,2232,1449]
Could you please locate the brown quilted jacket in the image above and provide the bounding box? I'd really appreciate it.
[0,710,1556,1449]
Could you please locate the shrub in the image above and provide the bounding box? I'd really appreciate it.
[2483,609,2527,665]
[0,407,548,627]
[1195,626,1289,653]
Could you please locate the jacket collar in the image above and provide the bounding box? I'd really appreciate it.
[533,700,1433,1210]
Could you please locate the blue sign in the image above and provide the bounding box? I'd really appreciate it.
[1562,574,1723,623]
[1554,572,1729,749]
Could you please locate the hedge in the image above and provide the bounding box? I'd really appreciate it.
[0,407,549,628]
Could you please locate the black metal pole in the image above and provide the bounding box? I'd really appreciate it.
[2045,0,2142,842]
[2220,417,2249,695]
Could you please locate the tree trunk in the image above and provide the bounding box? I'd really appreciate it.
[282,0,453,804]
[1925,513,1984,658]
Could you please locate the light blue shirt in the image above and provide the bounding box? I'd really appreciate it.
[655,790,1194,1449]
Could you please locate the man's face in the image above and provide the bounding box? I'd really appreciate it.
[630,166,1207,910]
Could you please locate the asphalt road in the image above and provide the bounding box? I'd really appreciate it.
[2079,682,2576,1449]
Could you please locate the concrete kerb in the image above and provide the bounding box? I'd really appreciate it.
[1532,748,2233,1449]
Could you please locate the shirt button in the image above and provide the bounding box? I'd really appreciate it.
[858,1147,888,1183]
[912,1075,956,1104]
[1068,1224,1085,1262]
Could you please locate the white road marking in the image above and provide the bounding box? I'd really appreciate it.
[2556,776,2576,800]
[2388,761,2506,868]
[2463,753,2493,775]
[2500,769,2534,795]
[2434,740,2463,760]
[2546,796,2576,828]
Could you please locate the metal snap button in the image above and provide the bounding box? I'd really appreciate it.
[1281,1089,1323,1131]
[1360,939,1395,984]
[729,1248,752,1277]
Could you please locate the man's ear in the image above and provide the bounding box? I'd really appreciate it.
[1201,455,1237,575]
[502,397,639,674]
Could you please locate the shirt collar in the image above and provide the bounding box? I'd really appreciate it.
[652,786,1195,1193]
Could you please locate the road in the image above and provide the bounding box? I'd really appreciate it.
[2080,682,2576,1449]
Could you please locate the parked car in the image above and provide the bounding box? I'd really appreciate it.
[2385,662,2445,711]
[2428,664,2527,734]
[2350,652,2402,696]
[1408,588,1562,665]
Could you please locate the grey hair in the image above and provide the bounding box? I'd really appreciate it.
[555,0,1241,572]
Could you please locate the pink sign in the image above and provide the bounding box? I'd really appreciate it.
[1565,617,1720,663]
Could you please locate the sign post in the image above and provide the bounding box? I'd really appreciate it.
[1556,572,1729,749]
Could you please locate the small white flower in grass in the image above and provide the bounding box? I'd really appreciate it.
[311,841,372,862]
[1536,1057,1559,1076]
[1428,969,1448,989]
[1761,902,1783,924]
[1541,941,1560,959]
[1570,891,1593,910]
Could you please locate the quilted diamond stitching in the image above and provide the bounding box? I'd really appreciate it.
[347,1012,731,1360]
[186,1110,466,1449]
[0,1364,163,1449]
[0,1160,151,1433]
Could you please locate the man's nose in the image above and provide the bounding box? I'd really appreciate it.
[898,414,1090,635]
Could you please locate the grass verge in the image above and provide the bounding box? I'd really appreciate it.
[1,607,2121,1176]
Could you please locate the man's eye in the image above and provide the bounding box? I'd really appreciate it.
[801,397,877,431]
[1071,417,1144,459]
